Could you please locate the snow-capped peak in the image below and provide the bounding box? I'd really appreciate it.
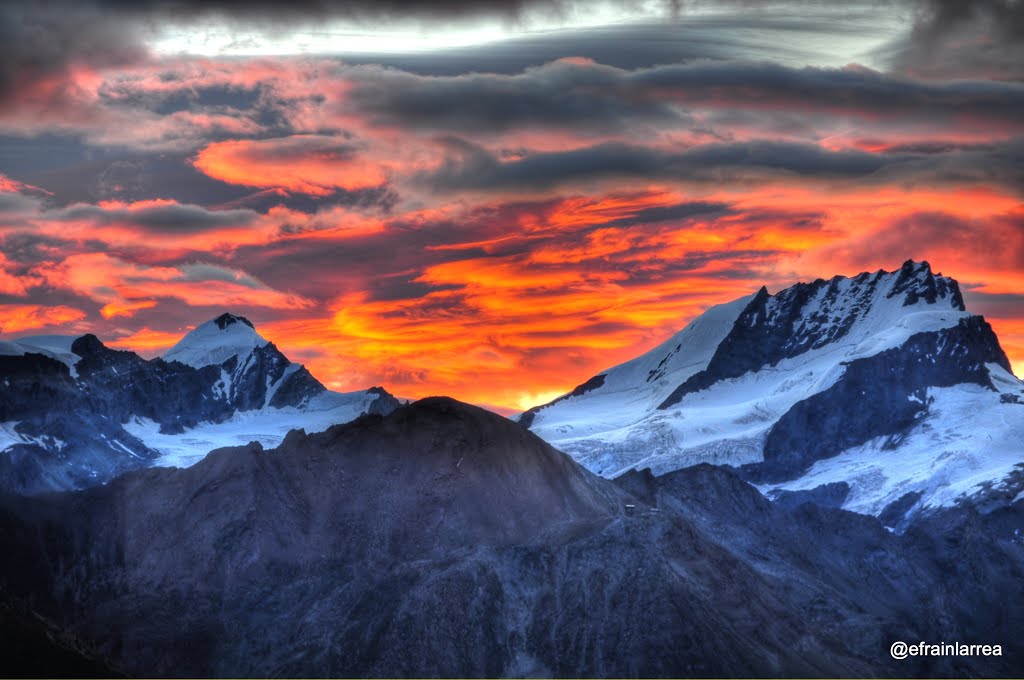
[163,313,269,369]
[520,260,1023,524]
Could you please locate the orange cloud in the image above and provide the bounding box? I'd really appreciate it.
[0,173,52,197]
[4,195,391,264]
[7,143,1023,413]
[42,198,274,253]
[262,267,760,412]
[100,300,158,319]
[193,135,388,195]
[106,326,188,356]
[783,202,1024,299]
[3,53,1023,415]
[252,185,1023,410]
[988,318,1024,379]
[254,197,784,408]
[34,253,313,312]
[0,252,36,296]
[0,304,87,336]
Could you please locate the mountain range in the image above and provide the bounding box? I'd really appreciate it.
[520,260,1024,528]
[0,260,1022,677]
[0,313,398,494]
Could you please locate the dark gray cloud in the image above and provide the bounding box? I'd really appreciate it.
[0,3,148,110]
[98,82,264,117]
[0,232,74,265]
[177,263,266,288]
[872,139,1024,189]
[910,0,1024,41]
[0,0,680,107]
[0,1,922,113]
[867,140,997,154]
[964,292,1024,321]
[0,192,39,217]
[228,225,456,303]
[887,0,1024,79]
[338,11,881,75]
[4,0,1021,153]
[346,60,686,133]
[727,208,827,230]
[0,134,104,174]
[216,135,363,164]
[603,201,732,227]
[631,60,1024,122]
[58,202,259,233]
[419,136,1024,194]
[233,196,734,301]
[344,58,1024,135]
[422,138,902,191]
[88,0,608,21]
[220,186,400,215]
[8,152,256,207]
[227,194,713,300]
[0,0,1018,121]
[0,148,397,215]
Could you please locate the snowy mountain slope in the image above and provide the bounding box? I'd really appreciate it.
[124,388,397,469]
[164,313,269,368]
[520,260,1024,523]
[0,314,399,494]
[518,294,754,435]
[760,364,1024,521]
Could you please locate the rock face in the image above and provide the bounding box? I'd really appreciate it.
[754,315,1011,482]
[0,594,125,678]
[656,261,971,410]
[0,398,1021,677]
[519,261,1024,519]
[0,347,160,493]
[0,314,399,495]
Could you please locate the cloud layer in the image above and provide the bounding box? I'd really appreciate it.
[1,1,1022,409]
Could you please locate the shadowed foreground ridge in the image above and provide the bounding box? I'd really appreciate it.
[0,397,1021,677]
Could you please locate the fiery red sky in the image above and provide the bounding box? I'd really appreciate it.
[1,1,1022,412]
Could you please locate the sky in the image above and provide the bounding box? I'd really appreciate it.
[0,0,1022,413]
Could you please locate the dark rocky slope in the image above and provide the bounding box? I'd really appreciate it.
[657,260,969,411]
[0,399,1021,677]
[0,593,125,678]
[618,464,1024,677]
[750,315,1012,481]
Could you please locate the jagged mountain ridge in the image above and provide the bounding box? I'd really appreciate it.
[0,313,399,495]
[0,398,1020,677]
[520,260,1024,523]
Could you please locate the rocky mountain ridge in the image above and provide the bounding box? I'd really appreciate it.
[0,398,1020,677]
[0,313,398,494]
[520,260,1024,525]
